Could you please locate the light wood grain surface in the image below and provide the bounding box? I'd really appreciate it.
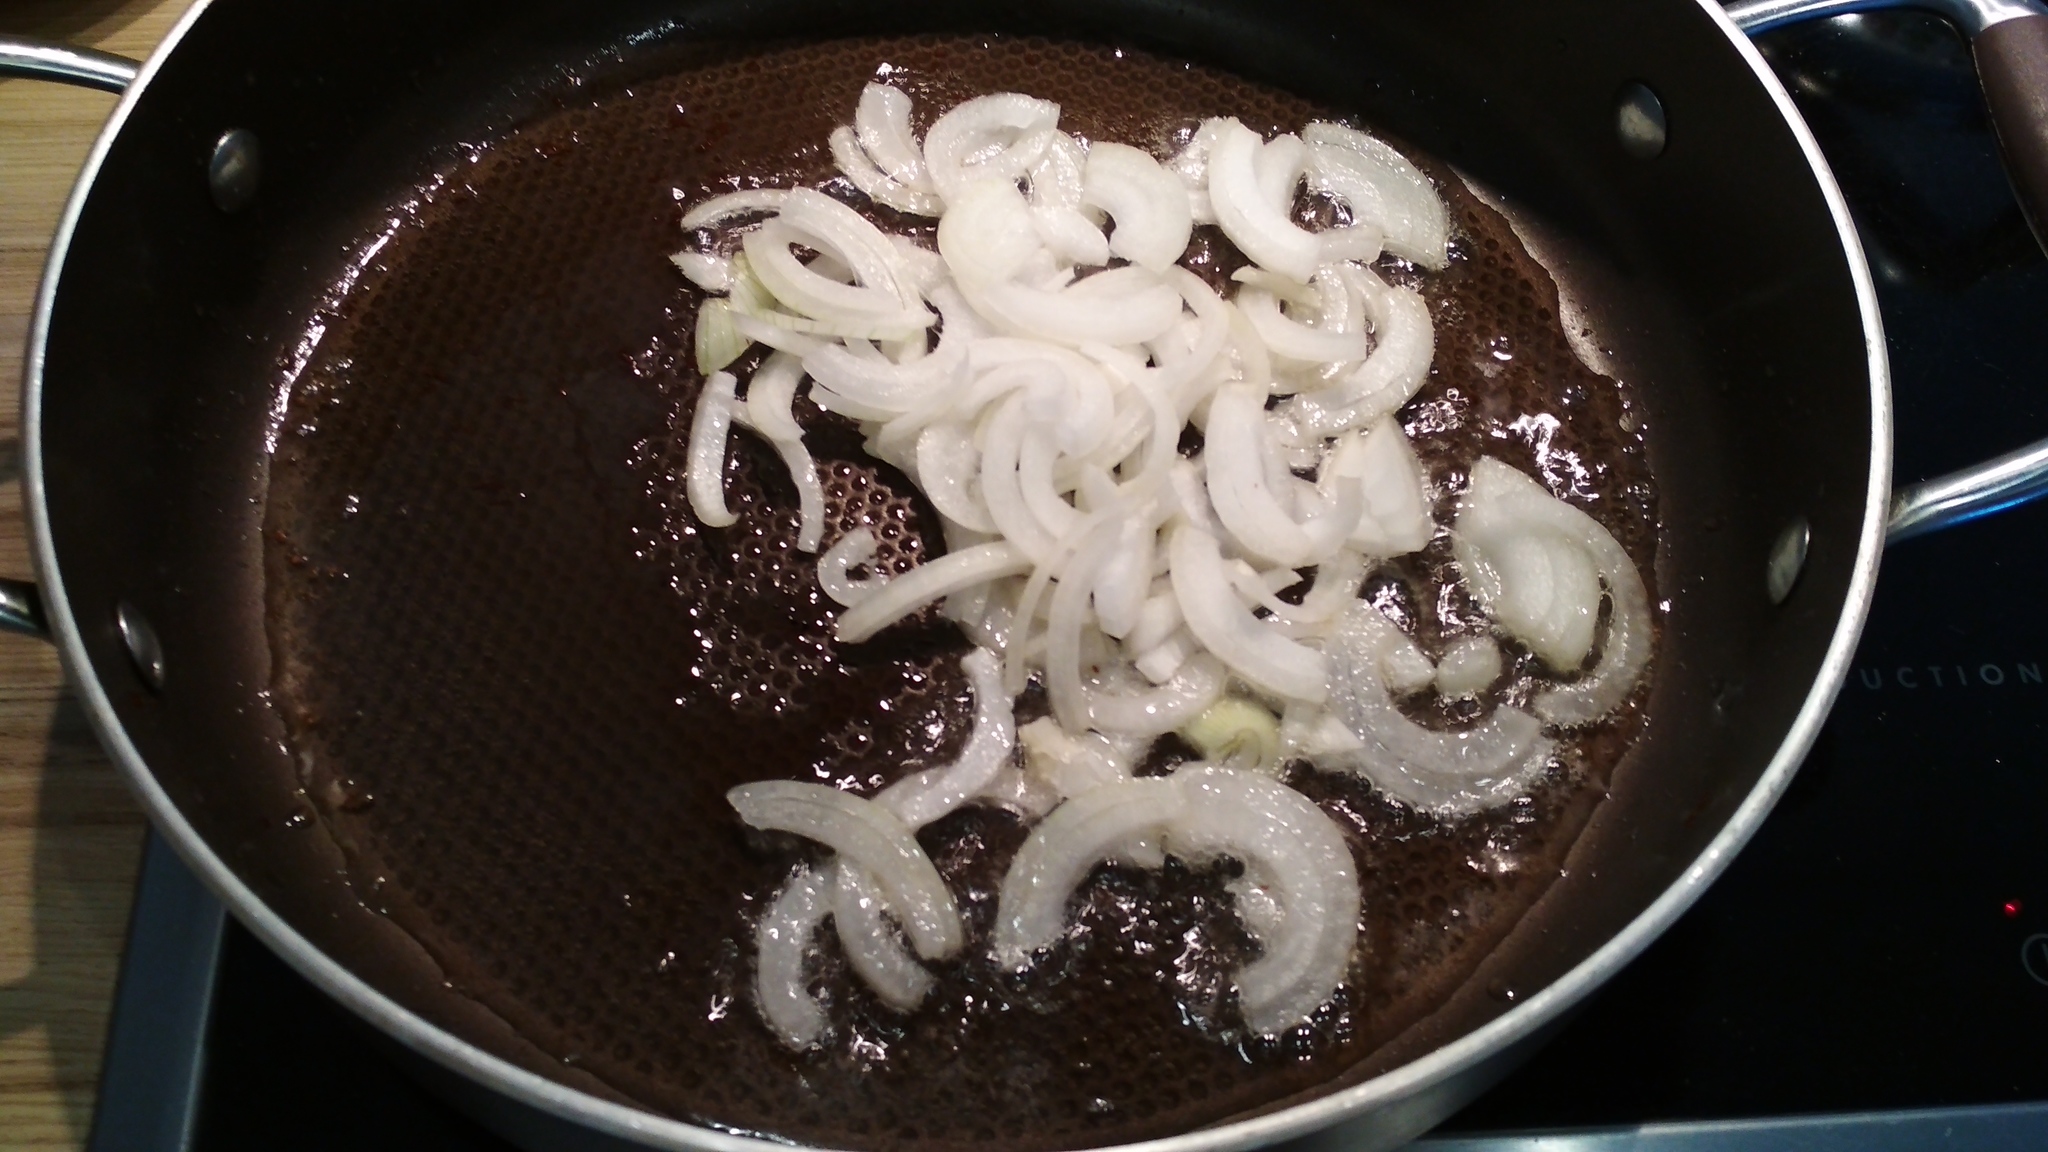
[0,1,190,1147]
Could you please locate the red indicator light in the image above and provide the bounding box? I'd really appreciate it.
[2004,900,2024,919]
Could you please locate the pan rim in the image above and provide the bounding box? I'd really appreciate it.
[21,1,1892,1149]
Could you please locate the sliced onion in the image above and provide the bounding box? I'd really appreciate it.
[1206,120,1320,283]
[1434,635,1504,699]
[876,648,1016,828]
[1017,716,1134,804]
[1089,650,1225,735]
[963,267,1183,348]
[1237,286,1371,365]
[992,776,1186,967]
[923,93,1061,203]
[1322,603,1554,817]
[938,179,1047,286]
[680,188,789,231]
[1032,204,1111,267]
[831,863,936,1011]
[817,528,887,607]
[755,864,834,1049]
[1454,457,1651,725]
[915,421,995,533]
[726,780,962,959]
[1167,117,1230,224]
[856,84,935,189]
[832,124,946,217]
[1204,383,1361,566]
[686,371,741,529]
[1289,265,1434,435]
[694,298,750,374]
[1168,524,1329,702]
[672,250,734,293]
[803,334,966,414]
[1335,415,1434,558]
[1303,121,1450,270]
[744,220,933,340]
[1091,515,1154,639]
[1162,767,1359,1035]
[1082,141,1196,270]
[835,542,1033,643]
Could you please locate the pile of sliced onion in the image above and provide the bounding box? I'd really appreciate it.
[679,82,1653,1049]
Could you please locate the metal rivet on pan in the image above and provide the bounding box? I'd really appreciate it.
[1767,517,1810,606]
[208,128,261,213]
[116,601,165,691]
[1615,82,1667,159]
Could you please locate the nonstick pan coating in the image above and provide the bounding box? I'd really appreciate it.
[26,0,1882,1148]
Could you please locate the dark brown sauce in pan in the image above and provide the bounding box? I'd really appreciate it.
[263,35,1656,1151]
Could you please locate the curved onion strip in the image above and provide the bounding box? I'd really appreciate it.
[1455,457,1651,725]
[1303,121,1450,270]
[1291,266,1433,436]
[1168,524,1329,702]
[777,189,926,306]
[963,268,1183,348]
[802,336,966,414]
[856,84,936,191]
[1091,515,1155,640]
[1044,521,1123,731]
[685,372,741,529]
[1164,767,1359,1035]
[1335,416,1434,558]
[1027,129,1089,211]
[1082,141,1196,270]
[915,422,995,533]
[1032,204,1111,267]
[1086,652,1227,737]
[1323,603,1553,817]
[1167,117,1230,224]
[818,528,887,607]
[734,353,827,552]
[831,863,936,1011]
[672,251,734,293]
[1205,383,1362,566]
[1435,635,1504,699]
[876,649,1017,828]
[680,188,790,231]
[992,777,1186,967]
[979,394,1058,564]
[1252,132,1307,212]
[831,124,946,217]
[1237,286,1371,365]
[835,542,1033,643]
[726,306,831,355]
[755,864,834,1049]
[1207,121,1320,283]
[923,92,1060,203]
[937,179,1047,287]
[744,222,932,339]
[726,781,962,959]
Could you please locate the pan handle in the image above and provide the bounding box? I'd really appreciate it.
[1726,0,2048,542]
[0,38,140,639]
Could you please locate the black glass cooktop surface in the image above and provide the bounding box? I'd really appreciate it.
[84,9,2048,1151]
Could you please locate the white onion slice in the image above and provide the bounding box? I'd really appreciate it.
[726,781,962,959]
[857,85,934,186]
[818,528,888,607]
[1289,266,1434,435]
[915,421,995,533]
[832,863,936,1011]
[1237,286,1372,365]
[923,93,1061,203]
[1454,457,1651,725]
[1167,117,1229,224]
[736,353,826,552]
[1162,767,1359,1035]
[831,124,946,217]
[755,864,834,1049]
[1087,652,1226,736]
[1017,716,1135,803]
[876,649,1016,828]
[1168,524,1329,702]
[1204,383,1361,566]
[1082,141,1196,270]
[1207,120,1320,283]
[1323,603,1553,817]
[835,542,1033,643]
[672,251,734,293]
[686,371,741,529]
[1303,121,1450,270]
[680,188,789,231]
[964,267,1183,348]
[744,221,933,340]
[992,777,1186,967]
[803,335,966,414]
[1335,415,1434,557]
[1435,635,1504,699]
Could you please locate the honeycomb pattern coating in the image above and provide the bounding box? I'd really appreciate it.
[263,34,1657,1152]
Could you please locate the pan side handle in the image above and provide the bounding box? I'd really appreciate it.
[0,38,139,93]
[0,38,139,639]
[1726,0,2048,542]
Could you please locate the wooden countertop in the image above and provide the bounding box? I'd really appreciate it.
[0,2,190,1147]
